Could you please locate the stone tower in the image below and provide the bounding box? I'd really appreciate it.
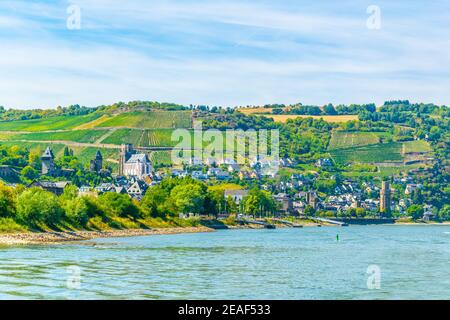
[380,181,391,213]
[119,144,133,176]
[90,150,103,173]
[41,147,55,175]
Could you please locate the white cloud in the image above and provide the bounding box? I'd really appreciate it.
[0,0,450,108]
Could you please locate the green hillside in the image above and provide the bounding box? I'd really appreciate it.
[95,111,192,129]
[0,113,101,132]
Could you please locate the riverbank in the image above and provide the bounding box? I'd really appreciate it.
[0,226,215,245]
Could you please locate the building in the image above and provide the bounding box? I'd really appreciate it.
[90,150,103,173]
[380,181,391,213]
[127,180,148,199]
[119,144,152,179]
[28,181,71,196]
[224,190,248,204]
[41,147,56,175]
[306,191,318,209]
[274,193,293,214]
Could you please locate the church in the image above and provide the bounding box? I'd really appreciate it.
[119,144,152,179]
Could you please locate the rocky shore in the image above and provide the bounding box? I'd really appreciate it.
[0,226,215,245]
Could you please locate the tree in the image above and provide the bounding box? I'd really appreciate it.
[140,185,170,217]
[98,192,141,219]
[304,205,316,216]
[323,104,337,115]
[20,166,39,181]
[63,197,89,226]
[407,204,424,220]
[170,184,205,215]
[0,183,16,218]
[16,188,64,228]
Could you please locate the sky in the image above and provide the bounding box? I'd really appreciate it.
[1,0,450,109]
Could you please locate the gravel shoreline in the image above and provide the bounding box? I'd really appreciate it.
[0,226,215,245]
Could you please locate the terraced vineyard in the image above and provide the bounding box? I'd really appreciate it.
[328,131,392,150]
[9,130,109,143]
[101,129,178,147]
[330,142,404,164]
[0,113,101,132]
[95,111,192,129]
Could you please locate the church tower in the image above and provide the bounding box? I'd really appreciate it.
[119,144,133,176]
[41,147,55,175]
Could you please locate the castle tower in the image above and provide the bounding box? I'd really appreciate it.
[41,147,55,175]
[119,144,133,176]
[380,181,391,213]
[306,191,318,210]
[90,150,103,173]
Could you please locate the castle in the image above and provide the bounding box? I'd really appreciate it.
[119,144,152,179]
[41,147,56,175]
[90,150,103,173]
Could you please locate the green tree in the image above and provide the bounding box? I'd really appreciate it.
[0,183,16,218]
[63,197,89,226]
[407,204,424,220]
[20,166,39,181]
[16,188,64,228]
[170,184,205,214]
[98,192,141,219]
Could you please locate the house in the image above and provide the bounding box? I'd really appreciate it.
[78,186,98,197]
[405,183,423,195]
[28,181,71,196]
[238,171,250,180]
[274,193,293,213]
[218,158,236,165]
[189,157,203,166]
[127,180,148,199]
[315,158,333,168]
[205,157,217,166]
[95,183,116,194]
[227,164,240,173]
[191,171,208,180]
[172,169,188,178]
[224,190,249,203]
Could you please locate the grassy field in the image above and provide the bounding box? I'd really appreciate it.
[238,107,276,115]
[330,142,404,164]
[9,130,109,144]
[0,113,101,132]
[262,114,359,123]
[328,131,392,150]
[95,111,192,129]
[402,140,432,153]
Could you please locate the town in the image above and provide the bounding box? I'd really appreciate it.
[6,141,438,223]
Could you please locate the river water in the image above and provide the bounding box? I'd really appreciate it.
[0,225,449,299]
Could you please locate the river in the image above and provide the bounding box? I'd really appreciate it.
[0,225,449,299]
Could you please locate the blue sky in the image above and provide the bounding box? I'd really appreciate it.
[1,0,450,108]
